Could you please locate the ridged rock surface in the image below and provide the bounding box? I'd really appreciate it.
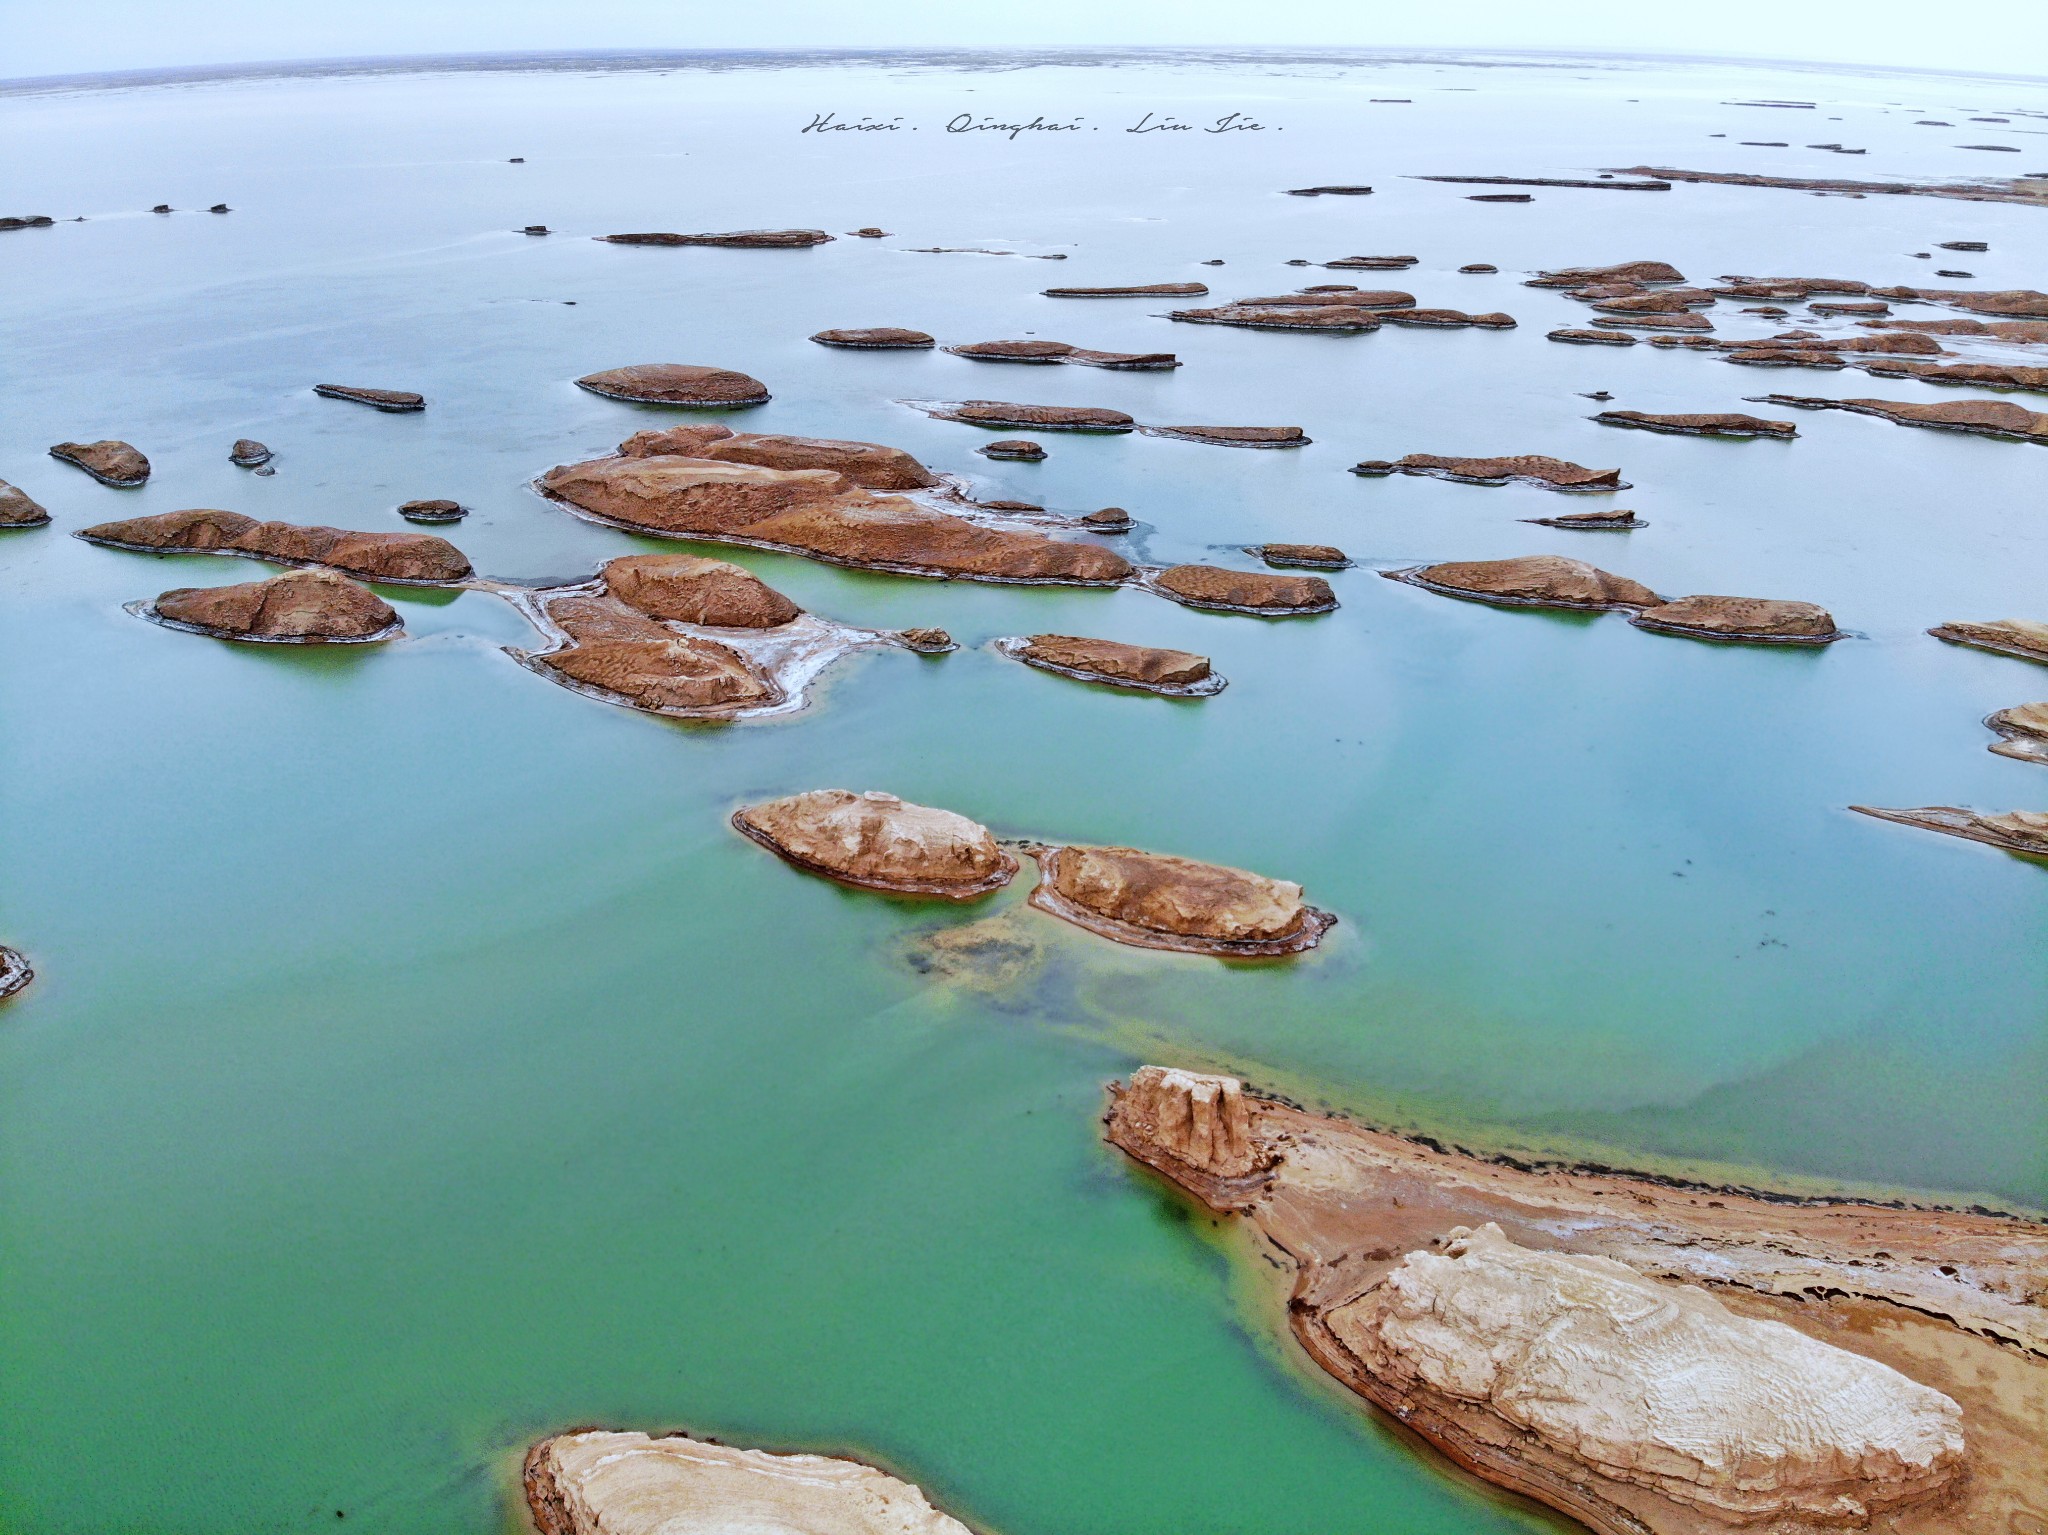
[541,636,776,711]
[1527,260,1685,287]
[811,327,936,348]
[1016,634,1211,687]
[1405,555,1660,609]
[1155,564,1334,612]
[1046,845,1311,943]
[79,509,472,582]
[49,439,150,486]
[1634,595,1839,641]
[1930,618,2048,663]
[1329,1223,1965,1522]
[0,479,50,525]
[1759,395,2048,441]
[735,789,1014,897]
[313,384,423,410]
[524,1431,975,1535]
[1381,454,1624,489]
[1170,304,1383,331]
[1852,805,2048,856]
[1594,410,1797,437]
[154,569,398,639]
[602,553,801,628]
[616,428,937,489]
[931,401,1135,431]
[1116,1065,1261,1178]
[576,364,771,406]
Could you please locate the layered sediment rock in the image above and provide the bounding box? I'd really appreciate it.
[918,401,1135,432]
[811,327,935,348]
[1631,595,1842,643]
[1337,1224,1964,1522]
[1593,410,1798,438]
[631,429,940,490]
[1929,618,2048,664]
[1615,165,2048,209]
[1104,1066,2048,1535]
[1153,564,1336,614]
[1593,311,1713,332]
[1526,260,1685,288]
[1549,328,1638,346]
[1751,395,2048,442]
[1139,425,1308,447]
[229,439,272,467]
[398,498,466,522]
[1391,555,1660,610]
[1353,454,1627,490]
[0,479,50,527]
[1851,805,2048,858]
[1257,543,1349,568]
[1860,359,2048,392]
[576,364,771,407]
[946,339,1075,363]
[149,569,401,642]
[1030,844,1335,955]
[978,439,1045,460]
[1169,304,1385,332]
[1001,633,1219,696]
[602,552,801,628]
[49,440,149,486]
[313,385,424,411]
[1522,508,1646,530]
[1325,254,1418,269]
[523,1431,976,1535]
[1043,282,1209,296]
[1378,308,1516,328]
[1987,702,2048,764]
[541,636,778,712]
[733,788,1017,898]
[539,455,1130,585]
[78,509,472,582]
[600,229,832,247]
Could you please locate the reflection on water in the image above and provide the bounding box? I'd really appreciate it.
[1,46,2044,1535]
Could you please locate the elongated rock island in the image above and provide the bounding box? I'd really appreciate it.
[1107,1065,2048,1535]
[1851,805,2048,858]
[524,1431,977,1535]
[1631,595,1842,644]
[78,509,472,583]
[0,479,51,527]
[1352,454,1627,490]
[1027,844,1334,955]
[1929,618,2048,664]
[995,634,1223,696]
[577,364,772,407]
[734,789,1018,898]
[144,569,401,642]
[1388,555,1661,611]
[49,440,149,487]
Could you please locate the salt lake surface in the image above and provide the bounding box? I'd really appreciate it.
[1,46,2044,1535]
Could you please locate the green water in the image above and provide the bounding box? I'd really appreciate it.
[2,48,2045,1534]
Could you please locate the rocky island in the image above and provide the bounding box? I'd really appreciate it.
[599,228,833,247]
[913,401,1135,432]
[811,327,936,349]
[1750,395,2048,442]
[1353,454,1628,490]
[1026,845,1335,956]
[576,364,772,407]
[523,1431,978,1535]
[733,789,1018,899]
[1107,1064,2048,1535]
[77,509,472,583]
[1929,618,2048,664]
[0,479,51,527]
[138,569,403,643]
[1387,555,1661,611]
[1592,410,1798,438]
[1522,508,1646,530]
[994,634,1225,697]
[1630,595,1843,644]
[1986,702,2048,764]
[49,440,150,487]
[313,384,424,411]
[1851,805,2048,859]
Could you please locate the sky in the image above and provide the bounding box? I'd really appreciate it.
[5,0,2047,82]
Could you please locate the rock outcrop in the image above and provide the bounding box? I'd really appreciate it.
[1987,702,2048,764]
[1030,844,1335,955]
[149,569,401,642]
[523,1431,976,1535]
[1859,359,2048,392]
[1929,618,2048,664]
[1378,308,1517,328]
[1113,1066,1264,1179]
[811,327,935,348]
[1334,1223,1964,1522]
[1353,454,1627,490]
[733,789,1017,898]
[946,339,1075,363]
[1169,303,1384,332]
[600,229,832,247]
[919,401,1134,432]
[1042,282,1209,296]
[601,552,801,628]
[1001,634,1220,696]
[1851,805,2048,858]
[540,636,778,712]
[1522,508,1646,530]
[1391,555,1661,610]
[313,385,424,411]
[1751,394,2048,442]
[1548,328,1639,346]
[674,430,939,490]
[0,479,50,527]
[1139,425,1307,447]
[1257,543,1348,568]
[1594,410,1798,438]
[397,498,466,522]
[539,455,1130,585]
[1527,260,1685,288]
[1631,595,1842,643]
[576,364,771,407]
[978,439,1045,460]
[49,440,149,486]
[78,509,473,583]
[229,439,272,467]
[1153,564,1336,614]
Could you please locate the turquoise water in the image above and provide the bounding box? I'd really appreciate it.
[2,48,2045,1535]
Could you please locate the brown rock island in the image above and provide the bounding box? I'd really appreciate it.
[1139,425,1308,447]
[78,509,471,583]
[977,439,1045,460]
[1851,805,2048,859]
[1324,254,1418,269]
[617,426,940,490]
[1859,360,2048,392]
[1107,1064,2048,1535]
[1352,454,1628,491]
[48,439,150,487]
[1378,308,1517,328]
[1042,282,1209,297]
[1986,702,2048,764]
[810,327,936,349]
[139,569,402,643]
[397,498,466,523]
[1929,618,2048,664]
[1631,595,1843,644]
[1526,260,1686,288]
[600,552,800,627]
[994,634,1224,697]
[229,438,272,467]
[914,400,1135,432]
[1387,555,1661,611]
[1026,845,1336,956]
[1548,328,1639,346]
[536,634,779,714]
[523,1430,979,1535]
[1151,563,1337,615]
[1748,394,2048,442]
[733,788,1018,899]
[1521,508,1647,530]
[0,479,51,527]
[945,339,1180,370]
[576,364,772,407]
[599,228,833,247]
[1255,543,1349,568]
[313,384,424,411]
[1593,410,1798,438]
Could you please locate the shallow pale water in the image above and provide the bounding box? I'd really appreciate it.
[1,47,2045,1535]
